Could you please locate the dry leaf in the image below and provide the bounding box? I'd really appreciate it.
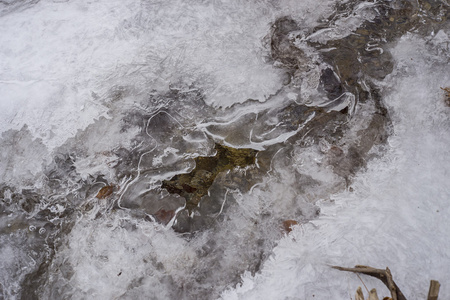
[96,185,114,199]
[282,220,298,233]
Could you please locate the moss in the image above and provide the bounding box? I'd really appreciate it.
[161,143,258,211]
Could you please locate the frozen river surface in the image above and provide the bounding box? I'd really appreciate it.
[0,0,449,299]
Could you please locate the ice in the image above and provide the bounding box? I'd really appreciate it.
[222,32,450,300]
[2,0,449,299]
[0,126,50,187]
[0,0,334,150]
[43,164,323,299]
[39,212,192,299]
[306,1,379,44]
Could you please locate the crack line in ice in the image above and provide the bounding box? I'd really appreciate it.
[216,188,230,218]
[117,145,157,209]
[247,111,316,150]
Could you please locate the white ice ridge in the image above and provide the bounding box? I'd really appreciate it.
[222,33,450,300]
[305,1,379,44]
[203,112,316,151]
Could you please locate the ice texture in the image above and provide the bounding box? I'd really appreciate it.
[0,0,334,150]
[223,32,450,300]
[1,0,449,299]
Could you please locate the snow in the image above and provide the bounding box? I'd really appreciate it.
[1,0,449,299]
[222,32,450,300]
[1,0,334,150]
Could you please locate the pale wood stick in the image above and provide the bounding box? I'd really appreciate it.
[331,265,406,300]
[427,280,440,300]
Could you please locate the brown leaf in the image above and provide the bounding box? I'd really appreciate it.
[154,209,176,225]
[96,185,114,199]
[283,220,298,233]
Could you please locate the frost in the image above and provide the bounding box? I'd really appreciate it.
[223,32,450,300]
[0,126,50,187]
[1,1,449,300]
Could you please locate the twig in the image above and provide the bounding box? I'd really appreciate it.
[356,273,370,294]
[427,280,440,300]
[331,265,406,300]
[385,268,397,300]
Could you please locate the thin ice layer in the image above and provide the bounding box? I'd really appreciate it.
[2,1,449,299]
[222,31,450,300]
[0,0,335,150]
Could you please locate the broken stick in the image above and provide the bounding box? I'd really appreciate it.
[331,265,406,300]
[427,280,440,300]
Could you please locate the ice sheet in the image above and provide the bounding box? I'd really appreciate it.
[2,1,449,299]
[222,32,450,300]
[0,0,335,150]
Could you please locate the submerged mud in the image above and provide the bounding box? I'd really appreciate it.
[162,144,258,212]
[1,0,449,299]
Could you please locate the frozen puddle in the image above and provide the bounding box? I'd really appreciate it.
[1,1,449,299]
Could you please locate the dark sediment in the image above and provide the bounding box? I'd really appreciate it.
[162,143,258,212]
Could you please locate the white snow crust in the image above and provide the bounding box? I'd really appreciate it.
[222,32,450,300]
[0,0,334,150]
[1,1,449,299]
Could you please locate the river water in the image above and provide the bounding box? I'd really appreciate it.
[0,0,449,299]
